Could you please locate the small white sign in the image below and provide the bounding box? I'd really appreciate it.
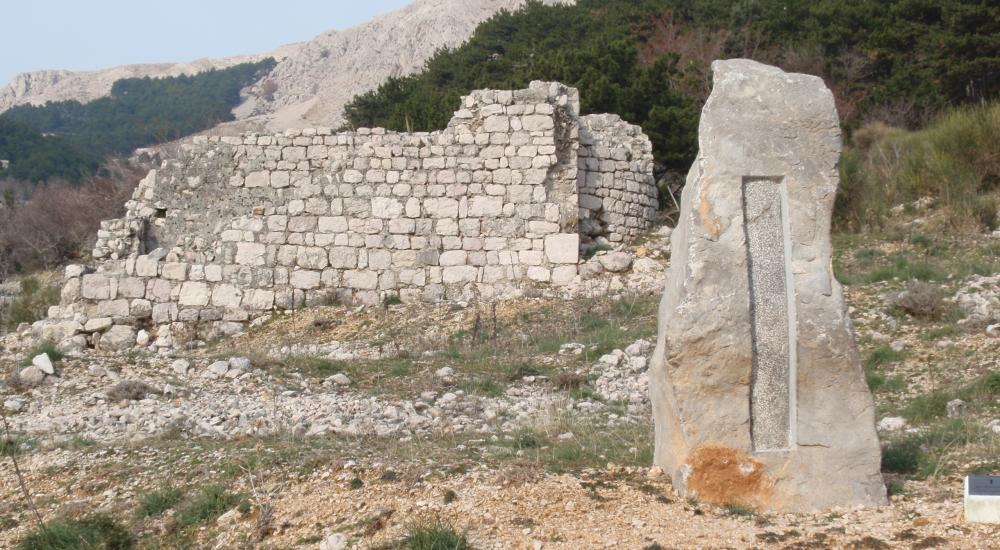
[965,475,1000,523]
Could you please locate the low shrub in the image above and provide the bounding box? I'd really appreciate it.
[881,438,922,474]
[893,281,947,320]
[107,380,158,402]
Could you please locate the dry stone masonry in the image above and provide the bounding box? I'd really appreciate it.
[649,60,886,512]
[46,82,655,349]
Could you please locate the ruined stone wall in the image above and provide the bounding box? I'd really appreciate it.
[578,114,658,244]
[51,82,655,348]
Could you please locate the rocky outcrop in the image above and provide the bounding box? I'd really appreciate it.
[649,59,886,512]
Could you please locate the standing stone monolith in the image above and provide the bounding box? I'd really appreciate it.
[650,59,886,512]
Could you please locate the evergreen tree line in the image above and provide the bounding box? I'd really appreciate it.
[344,0,999,174]
[0,59,276,183]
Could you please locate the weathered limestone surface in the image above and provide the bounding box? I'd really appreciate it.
[650,59,886,512]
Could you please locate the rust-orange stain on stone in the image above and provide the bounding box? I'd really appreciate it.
[698,178,722,239]
[685,444,774,509]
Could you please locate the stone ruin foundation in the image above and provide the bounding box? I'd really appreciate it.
[650,60,887,511]
[39,82,657,350]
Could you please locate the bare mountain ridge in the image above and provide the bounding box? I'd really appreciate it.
[1,0,572,133]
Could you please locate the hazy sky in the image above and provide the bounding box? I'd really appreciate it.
[0,0,412,85]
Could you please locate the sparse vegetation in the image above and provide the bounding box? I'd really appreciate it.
[135,486,184,519]
[177,485,241,527]
[17,514,134,550]
[892,281,949,320]
[838,103,1000,233]
[19,341,65,367]
[107,380,158,402]
[1,277,60,329]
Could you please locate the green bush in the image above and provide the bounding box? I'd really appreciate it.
[881,438,922,474]
[18,515,134,550]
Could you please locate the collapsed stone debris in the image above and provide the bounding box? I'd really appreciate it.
[38,82,658,350]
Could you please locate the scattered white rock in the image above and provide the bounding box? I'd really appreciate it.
[229,357,252,370]
[31,353,54,375]
[4,398,26,412]
[171,359,191,376]
[435,367,455,378]
[208,361,230,376]
[319,533,347,550]
[947,399,966,418]
[558,343,585,356]
[877,417,908,432]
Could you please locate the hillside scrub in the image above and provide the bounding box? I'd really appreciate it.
[0,59,275,184]
[837,102,1000,232]
[345,0,999,175]
[0,162,145,278]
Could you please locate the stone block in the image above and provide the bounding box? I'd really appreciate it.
[344,270,379,290]
[290,270,322,290]
[439,250,468,266]
[235,243,267,266]
[81,274,113,300]
[178,282,211,307]
[212,285,243,308]
[442,266,477,284]
[544,234,580,264]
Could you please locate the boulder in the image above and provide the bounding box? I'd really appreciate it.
[171,359,191,376]
[18,366,46,386]
[649,59,886,512]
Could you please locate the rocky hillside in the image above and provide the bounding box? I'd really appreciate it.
[1,0,572,134]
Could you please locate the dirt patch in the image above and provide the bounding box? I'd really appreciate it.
[685,444,773,508]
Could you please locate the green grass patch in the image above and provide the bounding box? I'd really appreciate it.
[460,376,504,398]
[18,514,134,550]
[402,519,470,550]
[135,487,184,519]
[176,485,240,527]
[865,345,905,368]
[722,503,756,518]
[282,355,347,378]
